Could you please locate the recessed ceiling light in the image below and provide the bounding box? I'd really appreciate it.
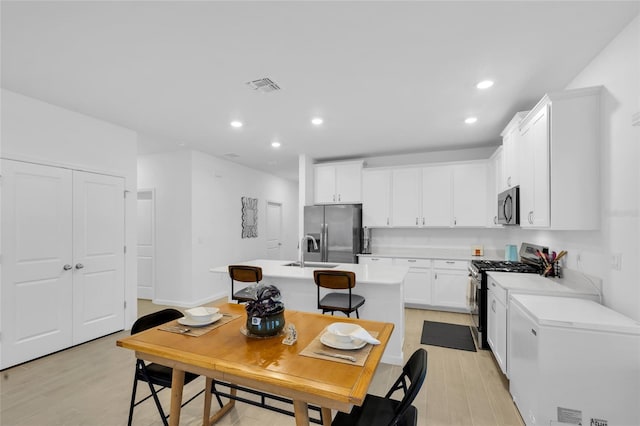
[465,117,478,124]
[271,141,281,148]
[311,117,323,126]
[230,120,243,128]
[476,80,494,89]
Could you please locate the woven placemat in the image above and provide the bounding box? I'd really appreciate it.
[159,312,241,337]
[299,327,378,366]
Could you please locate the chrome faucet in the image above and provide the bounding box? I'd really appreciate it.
[300,235,318,268]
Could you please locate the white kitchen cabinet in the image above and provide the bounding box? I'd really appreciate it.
[362,169,391,227]
[358,256,393,265]
[520,106,550,228]
[394,258,432,306]
[487,147,503,227]
[421,166,451,227]
[432,260,469,311]
[452,162,487,227]
[518,86,601,230]
[1,159,126,369]
[314,161,363,204]
[391,168,421,226]
[486,276,508,375]
[500,111,528,191]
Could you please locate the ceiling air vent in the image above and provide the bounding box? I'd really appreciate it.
[246,77,281,93]
[224,153,240,158]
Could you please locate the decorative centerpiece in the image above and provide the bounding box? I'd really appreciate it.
[245,285,285,337]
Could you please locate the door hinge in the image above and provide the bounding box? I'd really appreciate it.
[124,301,127,309]
[124,245,127,254]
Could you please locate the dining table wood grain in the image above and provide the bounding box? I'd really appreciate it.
[116,303,394,426]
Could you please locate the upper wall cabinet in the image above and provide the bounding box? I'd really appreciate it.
[392,168,422,226]
[314,161,363,204]
[362,161,488,228]
[452,162,488,227]
[362,169,391,227]
[421,165,452,226]
[518,86,602,230]
[487,147,503,227]
[500,111,528,191]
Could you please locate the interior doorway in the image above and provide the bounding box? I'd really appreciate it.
[266,201,283,260]
[137,189,155,300]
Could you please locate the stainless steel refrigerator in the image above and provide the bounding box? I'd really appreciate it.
[303,204,362,264]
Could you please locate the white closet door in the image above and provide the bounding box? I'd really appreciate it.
[0,160,74,369]
[72,171,125,344]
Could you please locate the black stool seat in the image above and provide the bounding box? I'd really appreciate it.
[319,293,365,312]
[228,265,262,303]
[314,270,365,318]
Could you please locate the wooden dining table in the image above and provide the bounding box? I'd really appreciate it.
[117,303,394,426]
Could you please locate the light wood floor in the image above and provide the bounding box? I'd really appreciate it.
[0,300,524,426]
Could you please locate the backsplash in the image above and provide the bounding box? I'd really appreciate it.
[370,227,512,254]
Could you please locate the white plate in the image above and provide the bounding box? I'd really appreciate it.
[178,313,223,327]
[320,332,367,350]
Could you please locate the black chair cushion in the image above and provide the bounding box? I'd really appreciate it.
[233,286,255,301]
[137,362,199,388]
[319,293,365,311]
[332,394,400,426]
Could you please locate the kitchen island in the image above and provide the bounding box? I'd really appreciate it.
[210,259,408,365]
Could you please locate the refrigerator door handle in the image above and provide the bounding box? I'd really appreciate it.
[319,223,326,262]
[323,223,329,262]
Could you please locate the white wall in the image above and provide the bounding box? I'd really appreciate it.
[138,147,298,307]
[137,149,193,305]
[1,89,139,326]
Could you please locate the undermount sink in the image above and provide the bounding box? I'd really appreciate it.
[283,262,339,268]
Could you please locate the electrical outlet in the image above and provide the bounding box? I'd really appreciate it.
[611,253,622,271]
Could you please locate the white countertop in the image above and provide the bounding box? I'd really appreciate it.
[358,247,503,261]
[487,271,601,298]
[511,294,640,334]
[210,259,408,285]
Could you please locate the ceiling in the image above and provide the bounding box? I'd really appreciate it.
[2,1,638,181]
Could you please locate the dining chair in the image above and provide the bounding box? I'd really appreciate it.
[313,269,365,318]
[331,348,427,426]
[228,265,262,303]
[127,309,211,426]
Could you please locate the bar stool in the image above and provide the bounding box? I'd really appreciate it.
[313,270,365,318]
[228,265,262,303]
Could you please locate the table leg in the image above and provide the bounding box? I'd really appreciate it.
[202,378,213,426]
[169,369,185,426]
[321,407,332,426]
[292,400,310,426]
[206,385,236,425]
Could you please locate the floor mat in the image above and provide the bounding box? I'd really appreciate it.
[420,320,477,352]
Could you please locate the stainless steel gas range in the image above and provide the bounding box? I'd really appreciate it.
[468,243,546,349]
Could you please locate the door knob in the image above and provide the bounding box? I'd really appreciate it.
[75,263,84,269]
[63,264,72,271]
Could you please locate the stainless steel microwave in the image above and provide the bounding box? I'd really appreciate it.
[497,186,519,225]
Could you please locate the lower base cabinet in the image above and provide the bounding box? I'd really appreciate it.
[394,258,432,305]
[432,260,469,310]
[486,277,508,375]
[386,257,469,312]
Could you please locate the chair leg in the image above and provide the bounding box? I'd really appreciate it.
[356,309,359,319]
[127,373,139,426]
[137,361,169,426]
[144,379,169,426]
